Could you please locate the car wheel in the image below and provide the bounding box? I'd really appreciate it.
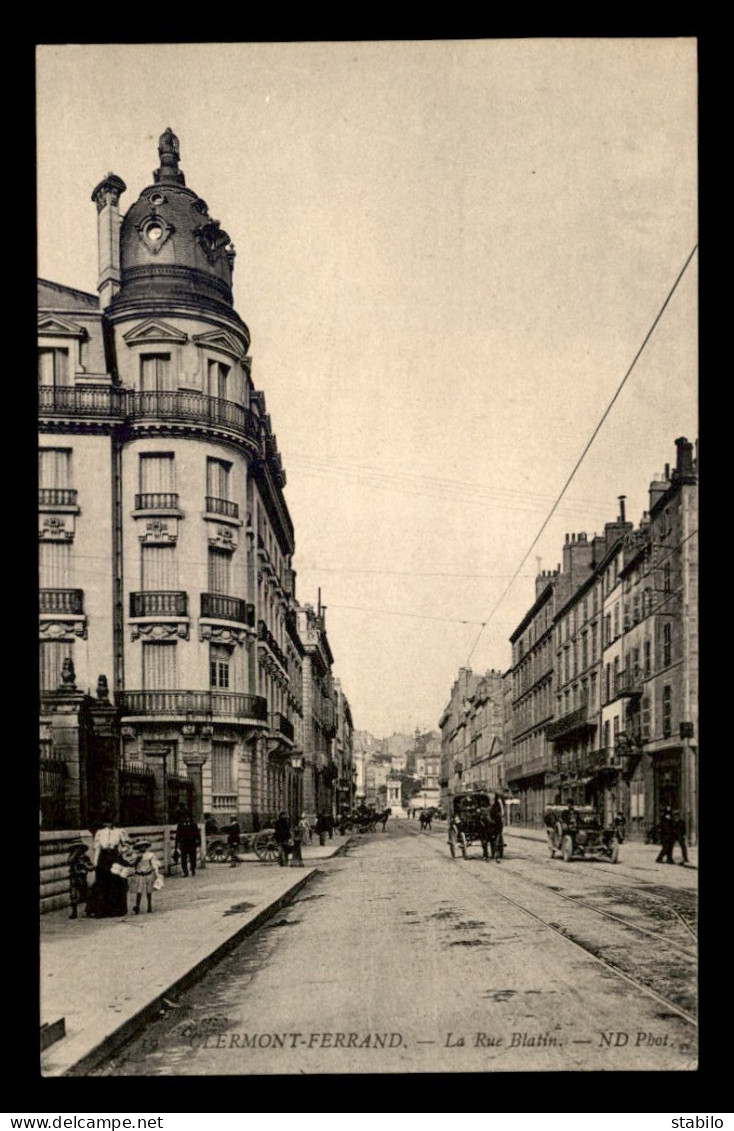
[610,841,619,864]
[562,835,573,862]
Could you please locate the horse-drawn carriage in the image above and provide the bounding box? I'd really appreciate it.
[342,807,391,834]
[544,804,620,863]
[205,828,281,863]
[447,790,498,859]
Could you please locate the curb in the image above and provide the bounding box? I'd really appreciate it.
[56,867,317,1077]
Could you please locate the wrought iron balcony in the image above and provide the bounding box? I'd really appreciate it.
[120,690,268,721]
[200,593,248,623]
[39,589,84,615]
[270,712,295,742]
[546,702,594,742]
[613,667,644,700]
[129,591,188,617]
[581,747,613,772]
[205,496,240,519]
[257,620,289,671]
[39,386,260,445]
[134,492,180,511]
[38,487,78,507]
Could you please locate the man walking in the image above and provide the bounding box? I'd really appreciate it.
[175,808,201,877]
[672,809,689,865]
[274,810,292,867]
[656,806,675,864]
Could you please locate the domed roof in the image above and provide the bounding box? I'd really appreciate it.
[111,129,241,322]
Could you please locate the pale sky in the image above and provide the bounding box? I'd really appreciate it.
[36,39,698,738]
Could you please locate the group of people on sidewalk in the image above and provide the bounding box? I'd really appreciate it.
[655,806,690,865]
[273,811,324,867]
[65,806,202,921]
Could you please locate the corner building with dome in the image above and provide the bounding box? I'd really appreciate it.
[39,130,345,849]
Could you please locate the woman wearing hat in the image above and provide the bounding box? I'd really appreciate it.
[91,806,131,917]
[130,839,162,914]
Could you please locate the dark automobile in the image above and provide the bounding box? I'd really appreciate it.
[544,804,620,864]
[448,789,493,859]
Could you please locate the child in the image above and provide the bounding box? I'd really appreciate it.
[67,842,94,920]
[131,840,162,914]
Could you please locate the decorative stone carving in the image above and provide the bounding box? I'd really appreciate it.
[200,725,214,738]
[96,674,110,702]
[207,524,237,551]
[122,319,188,346]
[135,214,174,254]
[39,619,86,640]
[182,724,197,737]
[199,624,247,646]
[138,519,178,544]
[40,515,74,541]
[131,622,189,641]
[121,726,137,742]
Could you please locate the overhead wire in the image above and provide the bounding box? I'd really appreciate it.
[464,242,699,667]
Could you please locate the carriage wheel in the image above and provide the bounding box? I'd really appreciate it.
[561,834,573,862]
[459,833,468,860]
[206,843,227,864]
[253,832,277,862]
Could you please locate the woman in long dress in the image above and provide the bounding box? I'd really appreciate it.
[92,808,130,916]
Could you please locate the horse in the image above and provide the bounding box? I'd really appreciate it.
[419,810,432,833]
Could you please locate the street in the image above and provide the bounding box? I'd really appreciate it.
[93,820,697,1075]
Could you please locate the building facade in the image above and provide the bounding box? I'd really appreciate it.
[39,129,347,834]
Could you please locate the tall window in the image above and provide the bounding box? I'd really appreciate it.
[140,354,173,392]
[39,640,73,691]
[662,685,672,738]
[211,742,235,794]
[207,360,229,400]
[38,348,70,387]
[613,604,620,638]
[142,642,178,689]
[604,614,612,645]
[210,643,232,689]
[663,563,672,593]
[581,632,588,671]
[613,716,620,747]
[644,639,652,677]
[141,544,178,590]
[208,548,231,595]
[603,719,611,751]
[206,457,231,500]
[663,622,672,667]
[39,448,71,488]
[605,663,611,704]
[39,542,72,588]
[139,453,175,494]
[641,696,651,740]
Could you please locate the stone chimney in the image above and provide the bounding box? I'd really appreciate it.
[674,436,695,479]
[561,532,594,589]
[91,173,127,310]
[648,472,669,512]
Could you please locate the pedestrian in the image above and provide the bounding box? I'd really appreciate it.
[672,809,689,865]
[315,812,328,846]
[67,842,94,920]
[490,793,505,861]
[274,810,292,866]
[291,817,305,867]
[227,816,241,866]
[175,808,201,877]
[131,840,162,914]
[656,806,675,864]
[298,813,312,844]
[91,805,131,917]
[204,812,220,838]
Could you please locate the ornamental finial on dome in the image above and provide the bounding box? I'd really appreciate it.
[154,127,185,186]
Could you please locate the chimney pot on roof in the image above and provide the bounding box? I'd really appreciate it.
[665,463,670,480]
[618,496,626,523]
[565,534,570,544]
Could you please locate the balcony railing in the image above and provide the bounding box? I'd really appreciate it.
[546,702,594,742]
[120,690,268,721]
[257,620,289,671]
[614,667,644,699]
[39,386,260,445]
[39,589,84,615]
[129,591,188,617]
[270,712,295,741]
[134,492,180,511]
[211,794,238,811]
[39,487,78,507]
[205,496,240,519]
[200,593,247,624]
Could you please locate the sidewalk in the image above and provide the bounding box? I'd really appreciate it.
[40,835,351,1077]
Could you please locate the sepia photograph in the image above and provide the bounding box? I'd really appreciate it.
[37,38,698,1077]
